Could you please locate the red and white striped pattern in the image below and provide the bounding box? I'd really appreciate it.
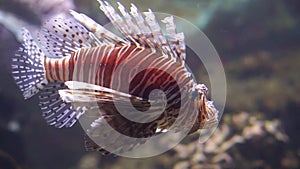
[43,44,205,130]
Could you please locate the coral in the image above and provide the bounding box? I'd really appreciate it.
[172,111,289,169]
[0,0,299,169]
[77,153,100,169]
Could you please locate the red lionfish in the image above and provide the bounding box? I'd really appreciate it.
[12,1,219,154]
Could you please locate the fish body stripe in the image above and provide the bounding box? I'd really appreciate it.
[42,45,194,92]
[12,2,219,151]
[44,56,75,82]
[43,45,195,128]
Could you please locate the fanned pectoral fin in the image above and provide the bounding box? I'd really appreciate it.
[58,81,164,110]
[59,81,166,123]
[83,108,157,155]
[57,81,161,154]
[39,81,85,128]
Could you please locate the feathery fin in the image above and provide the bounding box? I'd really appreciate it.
[39,81,84,128]
[84,110,155,155]
[70,10,127,45]
[162,16,186,61]
[97,0,186,62]
[12,28,48,99]
[37,15,94,58]
[143,10,176,59]
[59,81,155,110]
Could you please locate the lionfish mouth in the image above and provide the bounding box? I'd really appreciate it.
[200,93,219,129]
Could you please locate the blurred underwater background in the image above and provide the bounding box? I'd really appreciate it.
[0,0,299,168]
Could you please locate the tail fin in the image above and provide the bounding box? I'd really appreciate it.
[12,28,48,99]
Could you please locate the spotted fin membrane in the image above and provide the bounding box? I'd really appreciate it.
[61,1,190,152]
[12,0,196,153]
[37,14,94,58]
[37,15,99,128]
[12,14,97,128]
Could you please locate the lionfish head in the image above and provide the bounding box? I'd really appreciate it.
[189,84,219,134]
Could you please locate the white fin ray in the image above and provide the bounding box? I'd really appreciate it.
[59,81,167,125]
[143,10,177,60]
[99,1,154,49]
[70,10,127,45]
[129,3,155,48]
[59,81,160,110]
[85,116,144,154]
[39,81,84,128]
[162,16,186,61]
[117,2,142,46]
[83,116,143,154]
[12,28,48,99]
[97,1,186,62]
[99,1,132,42]
[84,108,157,154]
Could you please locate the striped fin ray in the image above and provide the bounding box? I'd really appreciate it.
[69,10,127,45]
[84,117,145,154]
[99,1,133,43]
[143,9,177,59]
[39,81,84,128]
[59,81,166,122]
[59,81,165,111]
[84,107,157,154]
[58,89,167,116]
[37,15,94,58]
[128,3,156,48]
[117,2,142,46]
[98,1,185,62]
[99,1,152,48]
[162,16,186,62]
[84,133,111,154]
[12,28,48,99]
